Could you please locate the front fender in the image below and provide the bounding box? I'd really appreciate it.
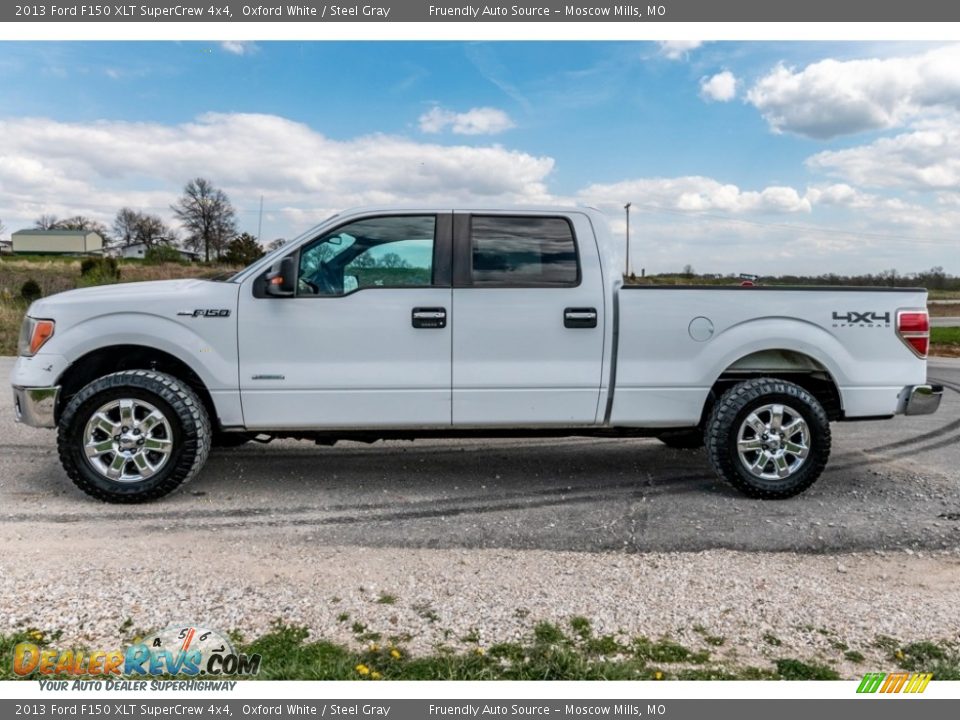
[48,312,238,392]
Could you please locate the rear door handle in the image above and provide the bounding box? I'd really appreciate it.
[412,307,447,329]
[564,307,597,329]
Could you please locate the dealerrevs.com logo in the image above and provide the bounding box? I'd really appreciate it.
[14,624,261,678]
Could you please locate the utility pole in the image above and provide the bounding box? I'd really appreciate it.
[624,202,632,277]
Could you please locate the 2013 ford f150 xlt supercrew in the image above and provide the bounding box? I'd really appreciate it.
[11,206,943,502]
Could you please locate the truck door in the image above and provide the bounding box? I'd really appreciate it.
[237,213,453,429]
[451,212,605,425]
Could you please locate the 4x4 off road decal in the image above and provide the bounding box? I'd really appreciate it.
[832,311,891,327]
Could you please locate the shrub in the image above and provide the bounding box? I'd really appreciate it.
[80,256,120,278]
[78,257,121,287]
[20,279,41,302]
[145,244,186,265]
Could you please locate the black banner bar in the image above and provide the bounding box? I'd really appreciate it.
[6,0,960,23]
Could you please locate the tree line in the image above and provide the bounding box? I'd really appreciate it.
[27,178,267,265]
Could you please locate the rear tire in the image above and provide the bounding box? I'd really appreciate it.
[57,370,211,503]
[705,377,830,499]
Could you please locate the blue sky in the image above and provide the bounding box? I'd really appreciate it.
[1,41,958,274]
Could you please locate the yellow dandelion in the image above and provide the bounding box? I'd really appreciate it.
[371,671,382,680]
[390,648,402,660]
[473,647,485,656]
[654,671,663,680]
[369,643,380,652]
[29,630,43,641]
[895,650,905,660]
[355,664,370,676]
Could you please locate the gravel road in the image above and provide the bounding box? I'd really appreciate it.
[2,357,959,677]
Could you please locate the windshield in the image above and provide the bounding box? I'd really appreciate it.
[226,213,340,283]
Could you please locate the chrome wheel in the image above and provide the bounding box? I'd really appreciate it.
[82,398,173,483]
[736,403,810,481]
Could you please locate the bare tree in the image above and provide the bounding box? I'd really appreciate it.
[114,208,178,248]
[171,178,237,262]
[113,208,141,246]
[34,214,60,230]
[267,238,286,251]
[49,216,113,246]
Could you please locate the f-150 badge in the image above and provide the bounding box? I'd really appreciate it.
[177,309,231,318]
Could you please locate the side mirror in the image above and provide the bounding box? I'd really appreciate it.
[343,274,359,294]
[265,256,296,297]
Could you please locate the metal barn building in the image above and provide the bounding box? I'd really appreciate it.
[11,229,104,255]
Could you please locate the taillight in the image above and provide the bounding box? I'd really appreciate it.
[897,309,929,358]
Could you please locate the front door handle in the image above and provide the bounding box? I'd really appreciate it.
[564,307,597,329]
[412,307,447,329]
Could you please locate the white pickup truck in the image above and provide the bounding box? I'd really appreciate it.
[12,206,942,503]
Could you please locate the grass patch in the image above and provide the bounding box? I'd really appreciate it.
[634,637,708,664]
[533,622,566,646]
[0,300,27,355]
[774,658,840,681]
[412,603,440,624]
[376,593,397,605]
[894,641,960,680]
[931,327,960,346]
[844,650,865,663]
[762,633,783,647]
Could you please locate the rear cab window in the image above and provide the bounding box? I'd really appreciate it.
[469,215,579,287]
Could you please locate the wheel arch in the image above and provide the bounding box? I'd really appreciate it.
[702,349,843,424]
[56,345,218,428]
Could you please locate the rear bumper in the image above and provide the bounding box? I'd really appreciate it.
[12,385,60,428]
[902,384,943,416]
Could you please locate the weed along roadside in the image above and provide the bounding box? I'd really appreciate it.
[7,617,960,689]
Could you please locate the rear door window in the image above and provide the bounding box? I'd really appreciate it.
[470,216,579,287]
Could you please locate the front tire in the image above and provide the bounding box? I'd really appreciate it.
[705,378,830,499]
[57,370,211,503]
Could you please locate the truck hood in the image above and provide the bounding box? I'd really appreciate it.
[28,279,240,325]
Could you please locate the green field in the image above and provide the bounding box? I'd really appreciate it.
[931,327,960,350]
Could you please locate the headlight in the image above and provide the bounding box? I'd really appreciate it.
[17,317,55,357]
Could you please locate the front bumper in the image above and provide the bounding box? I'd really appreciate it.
[903,384,943,416]
[12,385,60,428]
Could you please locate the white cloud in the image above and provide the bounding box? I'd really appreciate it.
[806,120,960,189]
[699,71,738,102]
[579,176,811,215]
[0,113,553,238]
[418,106,515,135]
[657,41,703,60]
[220,41,257,56]
[747,44,960,139]
[0,111,954,275]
